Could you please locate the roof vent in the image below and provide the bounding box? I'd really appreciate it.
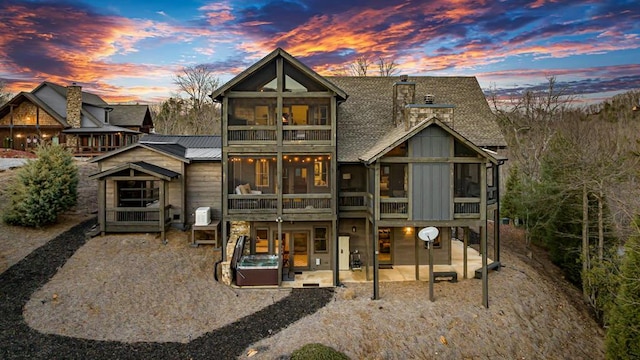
[424,94,435,104]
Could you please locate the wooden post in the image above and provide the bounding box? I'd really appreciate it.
[481,225,488,308]
[463,227,468,279]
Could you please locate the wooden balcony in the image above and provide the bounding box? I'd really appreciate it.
[380,197,408,219]
[282,194,331,213]
[104,206,172,232]
[228,194,277,213]
[227,194,332,214]
[454,197,481,218]
[338,192,369,212]
[227,125,331,145]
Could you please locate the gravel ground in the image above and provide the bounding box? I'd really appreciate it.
[0,158,30,170]
[0,220,333,359]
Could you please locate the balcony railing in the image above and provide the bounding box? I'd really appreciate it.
[283,194,331,213]
[104,206,171,232]
[227,125,332,144]
[454,197,480,218]
[228,126,277,142]
[380,197,408,218]
[283,125,331,143]
[338,192,369,212]
[227,194,332,213]
[228,194,277,213]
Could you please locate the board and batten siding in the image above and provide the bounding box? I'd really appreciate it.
[410,126,451,220]
[186,162,222,223]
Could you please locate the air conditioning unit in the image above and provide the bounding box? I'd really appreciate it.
[195,207,211,226]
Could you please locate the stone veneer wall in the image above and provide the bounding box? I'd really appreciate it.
[66,85,82,128]
[393,80,416,127]
[406,106,454,129]
[220,221,250,285]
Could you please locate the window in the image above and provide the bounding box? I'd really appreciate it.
[314,227,327,252]
[117,180,159,207]
[314,158,328,187]
[255,159,270,187]
[255,228,269,254]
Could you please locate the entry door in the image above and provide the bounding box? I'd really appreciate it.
[275,231,310,271]
[291,232,309,269]
[378,228,392,264]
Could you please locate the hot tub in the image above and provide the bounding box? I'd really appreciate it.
[236,254,279,286]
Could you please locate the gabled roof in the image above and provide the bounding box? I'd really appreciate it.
[210,48,347,101]
[109,105,151,127]
[0,92,70,127]
[359,117,498,165]
[91,135,222,163]
[88,161,180,181]
[36,81,108,107]
[329,76,506,162]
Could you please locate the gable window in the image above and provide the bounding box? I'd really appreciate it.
[314,227,328,252]
[255,159,270,187]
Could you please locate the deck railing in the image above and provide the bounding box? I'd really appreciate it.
[227,125,331,144]
[454,197,481,218]
[338,192,369,211]
[104,206,171,231]
[228,194,277,213]
[283,194,331,212]
[380,197,408,218]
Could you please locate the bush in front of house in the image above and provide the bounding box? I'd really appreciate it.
[3,144,78,227]
[290,343,350,360]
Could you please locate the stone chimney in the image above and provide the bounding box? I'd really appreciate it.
[66,83,82,128]
[392,75,415,127]
[405,93,455,129]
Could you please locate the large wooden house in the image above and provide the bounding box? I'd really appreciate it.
[0,81,153,155]
[211,48,507,296]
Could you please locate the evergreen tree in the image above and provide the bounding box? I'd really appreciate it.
[606,219,640,359]
[3,144,78,227]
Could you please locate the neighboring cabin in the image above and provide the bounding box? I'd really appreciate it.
[0,81,153,155]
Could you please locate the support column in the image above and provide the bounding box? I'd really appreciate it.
[481,225,489,308]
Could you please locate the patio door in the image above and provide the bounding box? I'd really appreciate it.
[276,231,310,271]
[378,228,392,265]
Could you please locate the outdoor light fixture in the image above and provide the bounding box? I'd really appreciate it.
[352,226,357,233]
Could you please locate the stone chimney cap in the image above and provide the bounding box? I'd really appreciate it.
[399,75,408,82]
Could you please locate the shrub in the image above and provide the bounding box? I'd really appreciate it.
[605,220,640,359]
[290,343,350,360]
[2,144,78,227]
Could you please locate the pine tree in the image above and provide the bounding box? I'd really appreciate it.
[605,219,640,359]
[3,144,78,227]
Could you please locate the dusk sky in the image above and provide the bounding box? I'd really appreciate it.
[1,0,638,104]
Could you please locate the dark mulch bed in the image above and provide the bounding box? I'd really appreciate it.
[0,220,334,359]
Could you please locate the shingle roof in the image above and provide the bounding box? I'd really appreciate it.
[109,105,150,127]
[42,81,108,107]
[328,76,506,162]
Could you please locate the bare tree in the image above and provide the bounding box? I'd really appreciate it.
[491,76,574,181]
[152,65,221,135]
[377,57,399,76]
[348,56,371,76]
[0,80,12,106]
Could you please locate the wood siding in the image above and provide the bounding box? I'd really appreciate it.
[410,126,452,220]
[100,147,185,222]
[186,162,222,223]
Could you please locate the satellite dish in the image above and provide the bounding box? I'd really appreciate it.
[418,227,439,242]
